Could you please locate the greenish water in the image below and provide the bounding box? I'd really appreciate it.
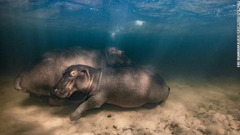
[0,0,239,79]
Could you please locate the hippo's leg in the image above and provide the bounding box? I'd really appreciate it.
[70,97,104,121]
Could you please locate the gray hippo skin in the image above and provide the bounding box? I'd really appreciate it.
[51,64,170,121]
[14,47,132,105]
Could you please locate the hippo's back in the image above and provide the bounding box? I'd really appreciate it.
[100,66,168,107]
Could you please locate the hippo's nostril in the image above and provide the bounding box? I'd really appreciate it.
[59,90,64,95]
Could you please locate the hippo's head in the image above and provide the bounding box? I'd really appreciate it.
[51,65,98,99]
[14,58,61,96]
[105,47,133,67]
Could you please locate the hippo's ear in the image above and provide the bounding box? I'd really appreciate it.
[78,69,87,76]
[117,50,123,55]
[108,47,124,55]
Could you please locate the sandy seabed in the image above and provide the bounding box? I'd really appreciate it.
[0,74,239,135]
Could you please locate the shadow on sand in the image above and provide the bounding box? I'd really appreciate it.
[19,93,165,119]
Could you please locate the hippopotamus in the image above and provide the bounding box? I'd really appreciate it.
[51,64,170,121]
[14,46,133,105]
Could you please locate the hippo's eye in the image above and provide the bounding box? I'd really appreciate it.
[70,70,77,77]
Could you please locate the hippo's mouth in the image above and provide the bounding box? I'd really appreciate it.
[66,88,77,98]
[65,79,77,93]
[66,81,74,91]
[64,88,79,98]
[53,89,72,98]
[51,81,74,98]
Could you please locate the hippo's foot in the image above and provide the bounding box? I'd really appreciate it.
[69,97,104,121]
[70,112,81,121]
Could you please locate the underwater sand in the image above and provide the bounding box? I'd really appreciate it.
[0,74,239,135]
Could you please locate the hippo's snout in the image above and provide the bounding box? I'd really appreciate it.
[15,77,22,90]
[50,88,69,99]
[50,88,57,96]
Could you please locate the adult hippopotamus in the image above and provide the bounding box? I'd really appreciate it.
[51,64,170,121]
[14,47,133,105]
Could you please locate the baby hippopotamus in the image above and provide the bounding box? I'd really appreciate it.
[51,64,170,121]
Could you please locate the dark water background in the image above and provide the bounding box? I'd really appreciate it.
[0,0,239,78]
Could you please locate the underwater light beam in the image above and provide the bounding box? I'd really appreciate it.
[135,20,145,26]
